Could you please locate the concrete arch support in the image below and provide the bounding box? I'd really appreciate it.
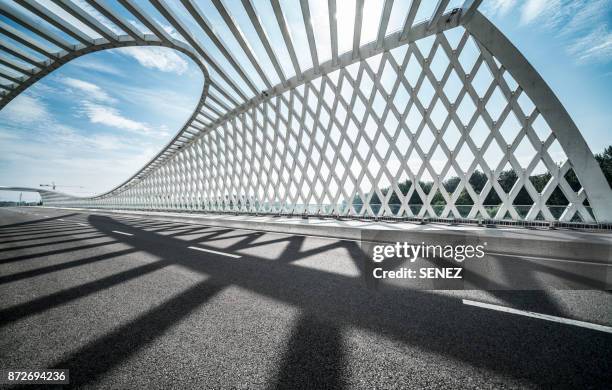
[464,12,612,222]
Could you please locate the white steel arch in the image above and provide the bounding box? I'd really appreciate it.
[0,0,610,223]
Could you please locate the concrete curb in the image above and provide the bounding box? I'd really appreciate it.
[37,207,612,265]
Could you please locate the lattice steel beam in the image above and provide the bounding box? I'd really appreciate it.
[0,2,610,223]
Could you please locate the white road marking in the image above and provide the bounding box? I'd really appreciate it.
[58,219,65,221]
[112,230,133,236]
[76,223,88,227]
[462,299,612,334]
[188,246,241,258]
[487,251,612,266]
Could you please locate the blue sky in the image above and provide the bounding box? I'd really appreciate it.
[0,46,203,201]
[481,0,612,154]
[0,0,611,202]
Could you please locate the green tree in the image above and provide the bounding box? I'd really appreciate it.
[356,145,612,213]
[595,145,612,189]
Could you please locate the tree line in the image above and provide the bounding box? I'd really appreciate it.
[361,145,612,207]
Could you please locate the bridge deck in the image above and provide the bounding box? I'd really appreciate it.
[1,207,611,388]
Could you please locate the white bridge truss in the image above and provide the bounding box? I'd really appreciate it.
[1,0,611,223]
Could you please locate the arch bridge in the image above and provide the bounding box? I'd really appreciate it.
[1,0,610,223]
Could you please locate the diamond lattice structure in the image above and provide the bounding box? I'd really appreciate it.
[0,0,610,223]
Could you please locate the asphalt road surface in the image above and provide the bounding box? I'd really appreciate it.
[0,207,611,389]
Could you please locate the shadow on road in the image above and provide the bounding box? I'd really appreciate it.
[0,213,80,229]
[1,212,610,388]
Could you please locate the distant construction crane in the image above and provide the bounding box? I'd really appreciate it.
[39,182,85,191]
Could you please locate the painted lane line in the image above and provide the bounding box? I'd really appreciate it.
[112,230,133,236]
[462,299,612,334]
[188,246,241,258]
[58,219,65,221]
[487,251,612,266]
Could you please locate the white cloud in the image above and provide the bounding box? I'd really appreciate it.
[0,94,49,124]
[82,102,155,134]
[88,134,129,151]
[514,0,612,64]
[117,46,189,74]
[61,77,116,102]
[52,78,173,138]
[559,0,608,35]
[161,23,185,42]
[38,1,100,38]
[567,27,612,63]
[130,18,186,43]
[0,130,161,196]
[70,59,123,76]
[520,0,553,24]
[555,0,612,64]
[0,99,165,196]
[484,0,517,17]
[72,0,123,35]
[101,81,200,121]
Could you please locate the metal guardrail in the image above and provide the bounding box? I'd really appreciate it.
[54,205,612,232]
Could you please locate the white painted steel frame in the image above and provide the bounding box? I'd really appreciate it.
[0,1,610,222]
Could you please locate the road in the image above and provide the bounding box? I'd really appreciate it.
[0,207,611,389]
